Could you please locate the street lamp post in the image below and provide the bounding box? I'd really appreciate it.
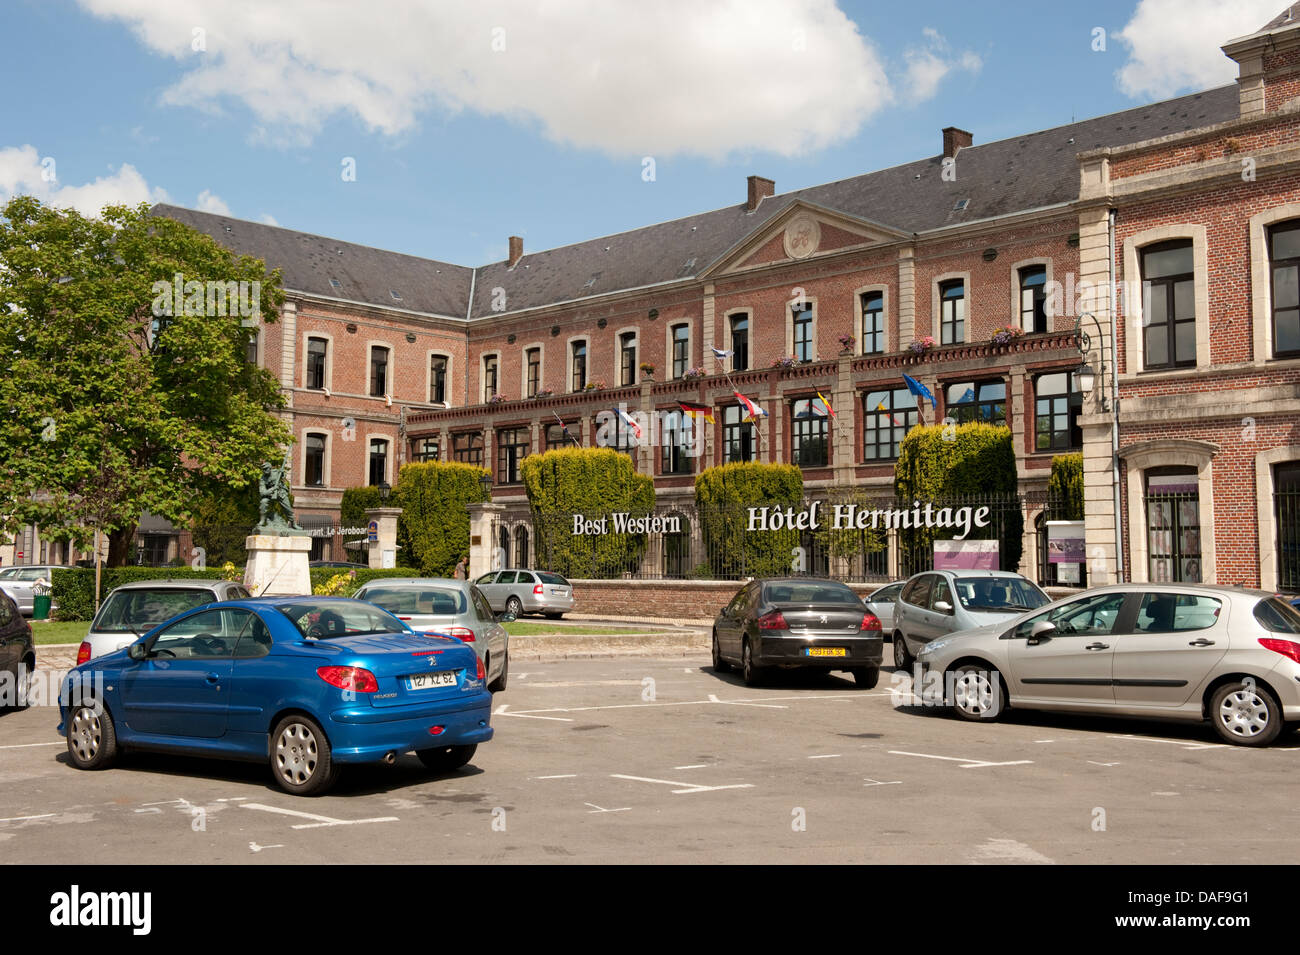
[1073,312,1109,411]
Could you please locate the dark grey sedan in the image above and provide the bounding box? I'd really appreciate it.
[712,577,883,688]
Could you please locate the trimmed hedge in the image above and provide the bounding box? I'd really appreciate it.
[396,462,489,577]
[894,423,1023,570]
[1048,453,1084,520]
[523,447,655,578]
[695,462,804,578]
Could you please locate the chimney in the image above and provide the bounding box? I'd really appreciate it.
[746,175,775,212]
[508,236,523,268]
[942,127,973,159]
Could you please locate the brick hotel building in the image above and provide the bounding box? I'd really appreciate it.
[12,9,1299,592]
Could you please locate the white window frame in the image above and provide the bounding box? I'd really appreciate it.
[1009,258,1053,333]
[302,332,334,392]
[426,350,453,406]
[300,429,332,489]
[784,295,818,362]
[364,433,393,487]
[1249,203,1300,363]
[520,342,545,398]
[666,321,693,379]
[931,272,970,346]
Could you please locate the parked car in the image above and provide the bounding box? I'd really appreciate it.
[0,589,34,709]
[0,564,64,616]
[78,579,252,663]
[474,569,575,619]
[58,596,493,794]
[712,577,883,688]
[310,561,369,569]
[916,584,1300,747]
[864,581,906,638]
[893,570,1050,669]
[352,578,510,691]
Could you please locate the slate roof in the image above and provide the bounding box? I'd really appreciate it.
[154,84,1241,321]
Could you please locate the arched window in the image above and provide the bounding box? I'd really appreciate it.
[514,526,530,570]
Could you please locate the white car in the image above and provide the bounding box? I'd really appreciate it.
[78,579,251,662]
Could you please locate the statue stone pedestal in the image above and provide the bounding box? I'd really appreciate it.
[244,534,312,597]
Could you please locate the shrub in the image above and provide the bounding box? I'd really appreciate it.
[1048,453,1084,520]
[51,566,228,621]
[396,462,490,577]
[695,462,804,578]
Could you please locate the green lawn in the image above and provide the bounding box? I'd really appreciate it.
[28,620,90,646]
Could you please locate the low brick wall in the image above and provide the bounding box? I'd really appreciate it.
[568,579,1082,622]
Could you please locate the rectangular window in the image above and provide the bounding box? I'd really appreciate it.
[939,280,965,345]
[412,438,439,463]
[1034,371,1082,452]
[305,433,326,486]
[660,412,694,475]
[1277,462,1300,592]
[307,338,327,390]
[496,427,529,484]
[861,292,884,355]
[945,379,1006,427]
[1141,240,1195,369]
[369,346,389,397]
[604,413,637,461]
[792,303,813,362]
[525,348,541,397]
[1019,266,1047,333]
[863,388,919,461]
[620,333,637,386]
[790,398,828,468]
[429,355,447,404]
[452,432,483,467]
[1145,469,1201,583]
[483,355,499,403]
[571,341,587,391]
[722,405,754,463]
[671,324,690,379]
[730,314,749,371]
[368,438,389,486]
[1270,221,1300,358]
[546,421,576,450]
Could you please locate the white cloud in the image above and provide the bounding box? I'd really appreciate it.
[196,188,231,214]
[900,28,982,104]
[0,144,169,217]
[259,213,279,226]
[76,0,898,158]
[1115,0,1281,99]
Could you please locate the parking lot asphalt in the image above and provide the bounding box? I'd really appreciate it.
[3,654,1299,864]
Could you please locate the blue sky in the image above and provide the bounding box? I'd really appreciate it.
[0,0,1284,267]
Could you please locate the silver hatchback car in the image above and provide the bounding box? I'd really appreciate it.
[80,578,252,662]
[475,569,575,619]
[915,584,1300,746]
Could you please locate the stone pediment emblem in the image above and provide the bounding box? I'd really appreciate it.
[783,214,821,260]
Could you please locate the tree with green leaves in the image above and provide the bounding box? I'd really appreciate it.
[0,197,291,566]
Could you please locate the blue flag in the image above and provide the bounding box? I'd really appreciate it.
[902,374,935,406]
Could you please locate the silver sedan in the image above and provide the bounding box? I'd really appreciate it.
[914,583,1300,746]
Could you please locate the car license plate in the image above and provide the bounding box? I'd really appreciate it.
[805,647,846,657]
[405,671,459,691]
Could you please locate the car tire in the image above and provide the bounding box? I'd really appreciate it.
[505,596,523,618]
[66,700,117,770]
[712,630,731,673]
[271,715,338,796]
[949,664,1005,722]
[892,632,912,670]
[1210,680,1283,747]
[417,744,477,772]
[741,639,764,687]
[852,667,880,689]
[488,651,509,692]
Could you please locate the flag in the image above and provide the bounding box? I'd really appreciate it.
[902,374,935,406]
[956,386,974,405]
[815,390,836,418]
[710,346,734,361]
[617,409,642,440]
[678,401,715,424]
[733,391,767,422]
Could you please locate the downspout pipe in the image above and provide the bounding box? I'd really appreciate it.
[1108,208,1125,583]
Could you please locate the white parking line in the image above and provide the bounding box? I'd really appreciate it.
[240,803,399,829]
[1106,734,1225,751]
[707,693,785,709]
[501,692,863,718]
[493,704,574,722]
[0,741,64,749]
[674,764,708,770]
[611,773,754,795]
[863,778,902,787]
[1087,761,1121,767]
[807,754,841,759]
[0,813,55,823]
[584,803,631,813]
[534,774,578,779]
[888,750,1033,769]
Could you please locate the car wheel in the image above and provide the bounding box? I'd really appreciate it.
[505,596,523,617]
[1210,681,1283,746]
[892,632,912,670]
[741,639,764,687]
[417,744,477,772]
[488,651,509,692]
[950,664,1004,722]
[852,667,880,689]
[712,630,731,673]
[66,700,117,770]
[271,715,338,796]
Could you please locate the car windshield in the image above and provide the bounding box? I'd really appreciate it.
[764,582,861,605]
[275,600,411,639]
[953,577,1049,612]
[536,572,569,585]
[359,586,467,616]
[1255,597,1300,634]
[92,588,218,633]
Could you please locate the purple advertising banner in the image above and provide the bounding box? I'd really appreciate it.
[1046,520,1085,564]
[933,540,999,570]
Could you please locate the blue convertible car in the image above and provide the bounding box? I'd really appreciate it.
[57,596,494,795]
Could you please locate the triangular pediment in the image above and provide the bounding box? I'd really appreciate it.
[704,200,908,277]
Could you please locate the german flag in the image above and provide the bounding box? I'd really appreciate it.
[678,401,715,424]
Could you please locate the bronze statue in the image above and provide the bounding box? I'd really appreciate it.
[256,462,302,533]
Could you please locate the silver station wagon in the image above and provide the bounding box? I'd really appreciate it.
[474,569,575,619]
[915,583,1300,746]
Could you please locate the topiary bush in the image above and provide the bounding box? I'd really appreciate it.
[695,462,804,578]
[395,462,489,577]
[1048,453,1084,520]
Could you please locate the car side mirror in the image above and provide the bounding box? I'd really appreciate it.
[128,643,146,661]
[1028,620,1057,645]
[933,600,953,614]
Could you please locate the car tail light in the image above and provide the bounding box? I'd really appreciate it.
[534,584,544,594]
[443,627,475,643]
[1260,638,1300,664]
[316,666,378,694]
[757,610,788,630]
[861,612,882,632]
[76,642,91,665]
[476,655,486,681]
[428,725,445,735]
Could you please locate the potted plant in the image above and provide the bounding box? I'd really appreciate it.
[639,361,655,378]
[488,393,507,404]
[837,333,856,354]
[682,366,705,380]
[770,355,798,369]
[532,388,553,399]
[990,325,1023,346]
[909,336,937,355]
